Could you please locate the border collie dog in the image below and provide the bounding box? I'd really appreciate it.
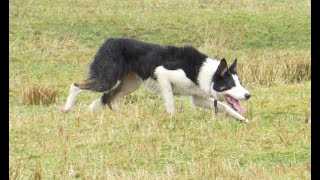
[61,38,251,122]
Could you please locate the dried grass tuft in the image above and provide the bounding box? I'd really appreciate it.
[21,85,57,105]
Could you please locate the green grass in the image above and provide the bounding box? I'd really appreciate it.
[10,0,310,179]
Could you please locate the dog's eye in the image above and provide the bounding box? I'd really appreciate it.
[228,81,234,87]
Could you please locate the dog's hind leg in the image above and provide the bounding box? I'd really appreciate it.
[192,95,248,122]
[106,73,140,110]
[89,73,140,112]
[87,80,122,112]
[88,90,119,112]
[61,79,103,113]
[61,83,84,113]
[88,98,104,112]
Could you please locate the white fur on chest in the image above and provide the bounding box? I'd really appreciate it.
[197,58,220,94]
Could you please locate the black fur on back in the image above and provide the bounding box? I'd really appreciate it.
[88,38,208,91]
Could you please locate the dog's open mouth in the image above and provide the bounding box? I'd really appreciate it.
[224,95,245,114]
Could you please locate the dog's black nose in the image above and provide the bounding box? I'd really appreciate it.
[244,93,251,100]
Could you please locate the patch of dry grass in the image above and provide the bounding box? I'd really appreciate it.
[237,50,311,86]
[20,85,57,106]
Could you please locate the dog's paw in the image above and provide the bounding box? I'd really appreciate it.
[111,103,120,111]
[240,118,256,124]
[239,118,251,123]
[239,118,248,123]
[61,105,70,113]
[165,106,175,115]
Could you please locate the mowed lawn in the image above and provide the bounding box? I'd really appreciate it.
[9,0,310,179]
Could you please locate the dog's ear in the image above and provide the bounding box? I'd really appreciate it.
[216,58,228,77]
[229,58,237,74]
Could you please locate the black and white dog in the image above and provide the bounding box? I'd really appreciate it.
[61,38,251,122]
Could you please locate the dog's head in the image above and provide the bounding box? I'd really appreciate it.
[211,58,250,114]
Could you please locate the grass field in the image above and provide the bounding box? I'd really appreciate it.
[9,0,310,179]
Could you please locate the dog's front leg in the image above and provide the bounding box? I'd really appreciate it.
[215,100,248,122]
[157,79,175,114]
[192,96,248,122]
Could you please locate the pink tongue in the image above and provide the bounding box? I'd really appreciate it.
[225,95,245,114]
